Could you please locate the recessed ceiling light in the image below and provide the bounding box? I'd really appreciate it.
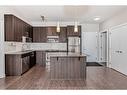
[94,17,101,21]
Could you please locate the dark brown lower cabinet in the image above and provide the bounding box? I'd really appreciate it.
[36,51,46,66]
[5,54,22,76]
[5,52,36,76]
[29,51,36,68]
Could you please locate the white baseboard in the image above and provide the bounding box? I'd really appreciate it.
[0,74,5,78]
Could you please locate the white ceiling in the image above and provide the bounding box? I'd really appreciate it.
[11,6,127,23]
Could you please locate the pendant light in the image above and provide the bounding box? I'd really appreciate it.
[74,21,78,32]
[41,15,46,26]
[56,21,60,32]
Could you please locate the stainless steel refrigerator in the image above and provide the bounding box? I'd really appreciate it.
[68,37,80,53]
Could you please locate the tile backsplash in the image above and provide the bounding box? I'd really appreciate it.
[5,42,67,53]
[4,42,30,53]
[29,43,67,51]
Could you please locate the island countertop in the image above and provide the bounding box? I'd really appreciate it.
[48,52,86,57]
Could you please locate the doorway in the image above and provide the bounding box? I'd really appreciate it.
[100,31,107,66]
[82,32,101,66]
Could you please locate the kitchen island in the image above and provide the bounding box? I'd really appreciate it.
[49,52,86,80]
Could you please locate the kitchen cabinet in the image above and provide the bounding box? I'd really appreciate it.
[4,15,15,41]
[33,27,47,42]
[14,17,23,41]
[4,14,32,42]
[67,26,81,37]
[59,27,67,43]
[5,54,21,76]
[29,51,36,68]
[36,51,46,66]
[5,51,36,76]
[22,54,30,74]
[42,51,46,67]
[29,26,33,41]
[33,27,40,42]
[33,26,67,43]
[47,26,58,36]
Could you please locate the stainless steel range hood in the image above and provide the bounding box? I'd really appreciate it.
[47,36,59,43]
[47,36,59,38]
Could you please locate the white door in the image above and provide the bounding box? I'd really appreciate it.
[82,32,98,62]
[110,25,127,75]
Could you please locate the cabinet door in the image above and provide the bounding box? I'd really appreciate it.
[47,27,58,36]
[36,51,43,64]
[29,26,33,41]
[14,16,22,42]
[25,23,30,37]
[67,26,81,37]
[14,16,19,41]
[51,27,57,36]
[4,15,15,41]
[67,26,74,36]
[59,27,67,42]
[18,19,24,41]
[33,27,40,42]
[36,51,46,66]
[30,52,36,68]
[33,27,47,42]
[40,27,47,42]
[42,52,46,66]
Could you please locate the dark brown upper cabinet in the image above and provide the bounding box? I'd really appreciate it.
[4,15,15,41]
[4,14,32,42]
[67,26,81,37]
[59,27,67,43]
[33,27,47,43]
[47,26,58,36]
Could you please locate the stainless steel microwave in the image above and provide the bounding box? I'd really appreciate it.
[22,36,32,43]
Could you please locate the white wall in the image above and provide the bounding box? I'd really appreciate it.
[81,24,99,32]
[100,8,127,31]
[81,24,99,62]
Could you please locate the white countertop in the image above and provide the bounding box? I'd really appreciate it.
[5,50,34,55]
[48,52,86,57]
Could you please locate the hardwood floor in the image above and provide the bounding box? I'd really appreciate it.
[1,65,127,89]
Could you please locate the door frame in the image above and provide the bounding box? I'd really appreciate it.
[99,29,110,67]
